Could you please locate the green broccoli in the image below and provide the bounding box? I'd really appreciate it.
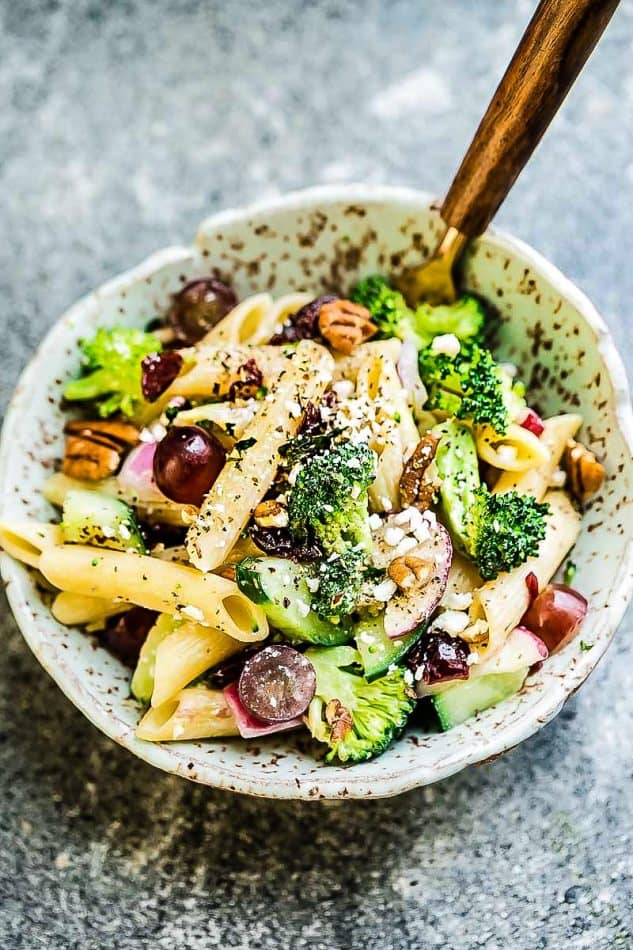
[64,326,161,418]
[305,646,415,763]
[350,275,484,348]
[288,441,376,556]
[311,547,366,620]
[434,420,549,580]
[418,338,523,435]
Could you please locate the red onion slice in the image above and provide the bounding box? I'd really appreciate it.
[224,683,305,738]
[118,442,166,503]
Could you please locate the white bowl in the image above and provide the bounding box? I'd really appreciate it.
[1,185,632,800]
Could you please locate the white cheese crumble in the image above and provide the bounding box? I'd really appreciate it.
[372,579,398,602]
[496,445,518,466]
[432,609,470,635]
[466,651,480,666]
[332,380,355,399]
[369,513,383,531]
[550,468,567,487]
[296,599,311,618]
[431,333,460,357]
[306,577,320,594]
[384,526,405,547]
[441,590,473,611]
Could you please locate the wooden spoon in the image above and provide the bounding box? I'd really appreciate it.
[396,0,620,306]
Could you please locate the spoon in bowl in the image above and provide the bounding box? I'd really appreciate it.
[396,0,620,307]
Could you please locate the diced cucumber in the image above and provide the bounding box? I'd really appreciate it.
[62,489,146,553]
[131,614,178,703]
[432,668,528,730]
[235,556,351,646]
[434,420,479,554]
[355,614,426,682]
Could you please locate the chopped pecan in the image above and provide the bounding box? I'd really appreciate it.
[387,555,433,590]
[325,699,353,743]
[62,419,139,481]
[564,439,606,503]
[317,299,377,354]
[229,358,263,401]
[253,499,289,529]
[400,433,440,510]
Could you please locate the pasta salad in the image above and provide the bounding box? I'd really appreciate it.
[0,274,604,763]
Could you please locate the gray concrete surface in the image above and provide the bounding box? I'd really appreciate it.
[1,2,632,948]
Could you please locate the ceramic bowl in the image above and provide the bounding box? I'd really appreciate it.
[1,185,632,800]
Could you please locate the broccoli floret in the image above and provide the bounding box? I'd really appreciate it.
[305,646,415,763]
[288,441,376,556]
[434,420,549,580]
[63,326,161,418]
[469,486,550,581]
[312,547,366,620]
[350,275,484,347]
[418,339,514,434]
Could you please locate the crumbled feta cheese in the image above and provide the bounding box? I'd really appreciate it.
[369,513,382,531]
[550,468,567,487]
[394,536,418,557]
[286,400,302,418]
[350,485,361,499]
[332,380,355,399]
[180,605,205,623]
[384,526,405,547]
[403,668,415,687]
[432,609,470,635]
[431,333,461,357]
[306,577,320,594]
[296,599,311,618]
[372,579,398,602]
[466,651,480,666]
[288,463,302,486]
[394,509,412,526]
[497,445,518,466]
[118,524,131,541]
[150,422,167,442]
[380,496,393,511]
[102,526,115,538]
[139,427,156,443]
[441,590,473,611]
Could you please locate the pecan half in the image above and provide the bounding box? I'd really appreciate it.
[253,499,289,528]
[325,699,353,743]
[62,419,139,481]
[318,299,377,354]
[564,439,606,503]
[387,555,433,590]
[400,433,440,510]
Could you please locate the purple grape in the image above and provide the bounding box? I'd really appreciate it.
[168,278,237,344]
[153,425,225,506]
[238,645,316,722]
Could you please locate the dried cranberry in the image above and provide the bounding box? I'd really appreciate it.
[270,295,337,344]
[102,607,157,667]
[250,525,322,562]
[297,400,322,435]
[141,351,184,401]
[168,278,238,344]
[407,633,470,686]
[521,409,545,437]
[228,358,263,401]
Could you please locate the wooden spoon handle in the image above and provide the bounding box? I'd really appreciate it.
[441,0,620,237]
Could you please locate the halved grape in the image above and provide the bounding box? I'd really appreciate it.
[522,584,588,654]
[238,645,316,722]
[153,425,225,505]
[168,278,237,343]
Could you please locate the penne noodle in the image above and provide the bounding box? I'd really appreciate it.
[444,552,482,600]
[164,344,291,403]
[136,686,239,741]
[475,422,551,473]
[470,490,581,658]
[172,402,257,445]
[493,413,582,499]
[187,339,334,572]
[37,544,268,642]
[151,621,243,707]
[200,293,273,346]
[52,591,130,626]
[0,521,62,569]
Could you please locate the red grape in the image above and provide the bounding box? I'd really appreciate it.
[522,583,588,654]
[153,425,225,506]
[238,645,316,722]
[168,278,237,344]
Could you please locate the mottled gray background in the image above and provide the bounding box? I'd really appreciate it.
[1,1,632,948]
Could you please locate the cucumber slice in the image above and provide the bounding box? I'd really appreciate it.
[434,420,479,554]
[235,556,351,646]
[131,614,177,703]
[355,614,426,682]
[62,489,146,553]
[432,668,528,730]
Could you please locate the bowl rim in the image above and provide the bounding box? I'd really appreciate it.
[2,183,632,800]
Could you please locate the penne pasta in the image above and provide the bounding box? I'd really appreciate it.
[0,521,62,569]
[200,293,273,346]
[151,621,243,707]
[37,544,268,642]
[164,344,291,403]
[493,413,582,499]
[52,591,130,626]
[136,686,239,741]
[470,490,581,658]
[475,422,551,473]
[187,338,334,572]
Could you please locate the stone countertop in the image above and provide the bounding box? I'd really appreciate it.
[1,2,631,948]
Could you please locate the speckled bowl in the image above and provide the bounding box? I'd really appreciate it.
[1,185,632,799]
